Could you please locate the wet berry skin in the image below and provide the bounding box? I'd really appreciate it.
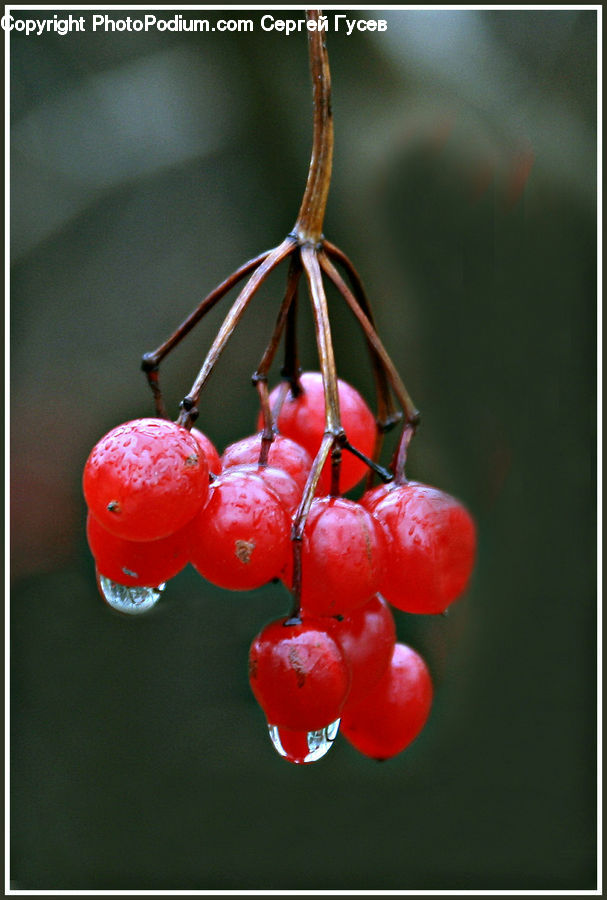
[189,469,291,590]
[362,481,476,615]
[328,595,396,706]
[341,642,433,760]
[191,427,222,476]
[86,512,191,588]
[284,496,388,616]
[249,618,351,731]
[261,372,376,494]
[83,418,209,542]
[223,463,302,515]
[221,432,312,493]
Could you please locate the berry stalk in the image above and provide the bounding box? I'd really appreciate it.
[322,239,403,433]
[318,250,420,429]
[141,248,271,417]
[293,10,334,244]
[254,257,302,463]
[281,279,303,395]
[177,236,296,428]
[289,431,335,618]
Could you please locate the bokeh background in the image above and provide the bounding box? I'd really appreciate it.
[9,7,598,890]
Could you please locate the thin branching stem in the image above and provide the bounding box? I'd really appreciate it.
[322,239,401,432]
[318,250,420,427]
[322,239,402,488]
[289,431,335,616]
[392,422,416,484]
[300,244,342,435]
[253,257,302,460]
[142,249,272,370]
[288,238,346,614]
[255,380,274,464]
[177,237,297,428]
[255,257,302,383]
[141,249,273,416]
[281,280,302,394]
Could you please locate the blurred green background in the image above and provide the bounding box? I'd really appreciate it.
[10,8,597,890]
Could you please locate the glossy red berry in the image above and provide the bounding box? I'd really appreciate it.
[362,481,476,615]
[249,617,351,731]
[191,427,222,476]
[328,595,396,706]
[284,497,388,616]
[224,463,302,515]
[340,642,433,760]
[261,372,376,494]
[221,432,312,493]
[86,512,190,587]
[189,469,291,590]
[83,418,209,542]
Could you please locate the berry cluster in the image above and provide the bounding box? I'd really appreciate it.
[83,370,475,763]
[82,14,477,764]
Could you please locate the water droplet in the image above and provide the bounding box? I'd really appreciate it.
[267,719,340,764]
[97,574,165,615]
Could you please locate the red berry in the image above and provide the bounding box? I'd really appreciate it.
[260,372,376,494]
[362,481,476,615]
[191,428,222,476]
[224,463,302,515]
[189,469,291,590]
[341,643,433,760]
[328,595,396,705]
[221,432,312,493]
[83,418,209,542]
[249,617,351,731]
[283,497,388,616]
[86,512,190,587]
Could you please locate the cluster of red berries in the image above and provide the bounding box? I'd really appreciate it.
[82,371,476,764]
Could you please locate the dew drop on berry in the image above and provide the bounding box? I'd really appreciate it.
[97,574,165,615]
[267,718,340,764]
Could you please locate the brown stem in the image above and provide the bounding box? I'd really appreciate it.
[293,10,333,244]
[293,433,335,541]
[300,245,342,436]
[253,257,302,461]
[177,237,296,427]
[290,431,335,616]
[340,438,393,484]
[318,250,420,427]
[141,249,270,417]
[289,240,345,612]
[322,240,401,489]
[281,282,302,395]
[366,432,384,490]
[142,249,271,370]
[322,239,401,432]
[330,445,342,496]
[144,367,168,419]
[270,381,292,424]
[254,379,274,464]
[255,257,302,383]
[392,422,416,484]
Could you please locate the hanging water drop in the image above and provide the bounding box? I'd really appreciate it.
[267,718,340,764]
[97,573,165,615]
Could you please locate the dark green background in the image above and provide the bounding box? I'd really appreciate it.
[10,8,597,890]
